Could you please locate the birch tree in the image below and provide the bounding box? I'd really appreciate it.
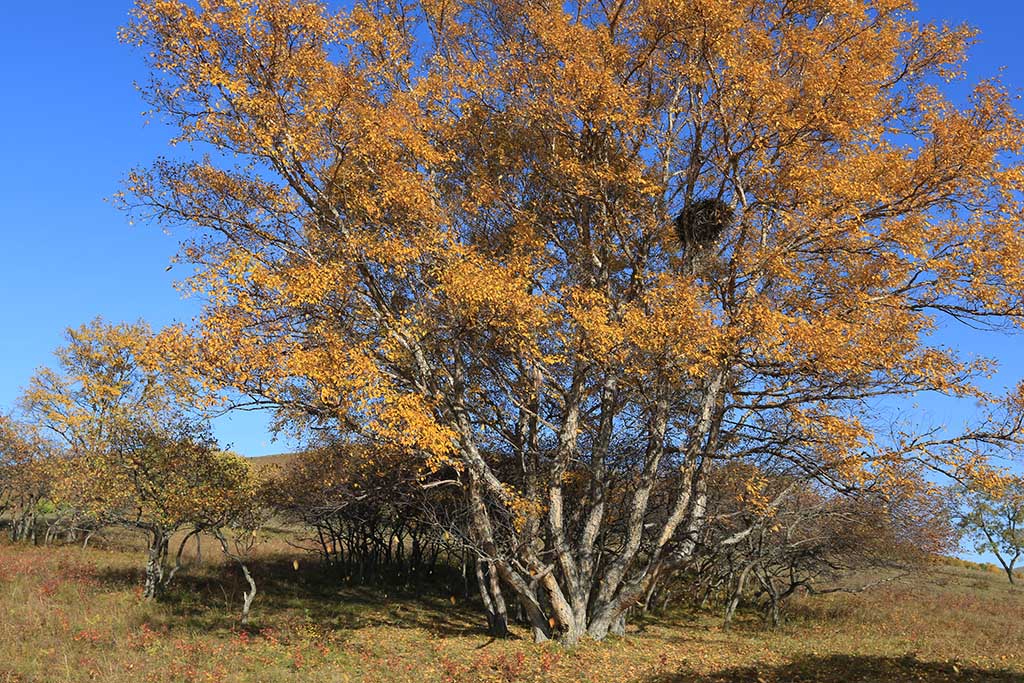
[122,0,1024,642]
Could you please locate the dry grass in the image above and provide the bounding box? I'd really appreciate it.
[1,536,1022,683]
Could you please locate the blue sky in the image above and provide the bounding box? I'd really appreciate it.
[0,2,293,455]
[0,1,1023,481]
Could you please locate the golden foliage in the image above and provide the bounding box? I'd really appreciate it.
[117,0,1024,550]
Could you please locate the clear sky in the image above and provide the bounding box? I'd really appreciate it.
[0,2,295,455]
[0,1,1023,473]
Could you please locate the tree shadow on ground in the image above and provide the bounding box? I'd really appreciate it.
[646,654,1024,683]
[91,565,143,591]
[93,555,489,639]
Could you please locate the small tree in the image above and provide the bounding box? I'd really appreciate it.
[210,517,264,625]
[960,477,1024,585]
[21,318,252,598]
[691,464,953,628]
[0,417,51,543]
[50,422,252,598]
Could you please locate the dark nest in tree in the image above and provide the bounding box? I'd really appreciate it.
[674,198,733,252]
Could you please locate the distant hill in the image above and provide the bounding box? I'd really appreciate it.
[246,452,299,469]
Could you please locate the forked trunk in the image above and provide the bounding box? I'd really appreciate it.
[213,528,258,624]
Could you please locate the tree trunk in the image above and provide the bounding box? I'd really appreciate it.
[164,528,201,588]
[213,528,258,625]
[474,557,509,637]
[143,530,169,599]
[239,562,257,625]
[769,599,781,628]
[610,612,627,637]
[11,511,34,543]
[724,563,754,629]
[760,572,782,628]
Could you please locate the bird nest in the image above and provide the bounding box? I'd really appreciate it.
[674,198,733,251]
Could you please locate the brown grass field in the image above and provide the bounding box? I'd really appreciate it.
[1,532,1022,683]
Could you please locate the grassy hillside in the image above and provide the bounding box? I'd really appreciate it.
[1,536,1022,683]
